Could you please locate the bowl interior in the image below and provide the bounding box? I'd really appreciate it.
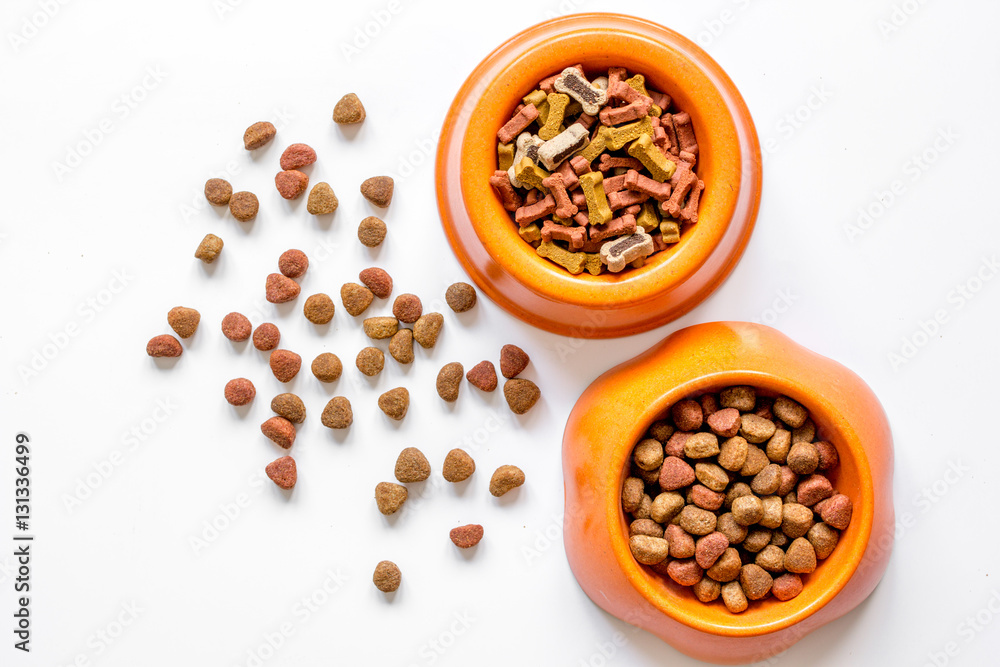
[611,372,874,636]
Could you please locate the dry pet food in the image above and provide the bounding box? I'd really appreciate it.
[442,448,475,482]
[244,121,276,150]
[333,93,366,124]
[146,334,182,357]
[436,362,464,402]
[360,176,394,208]
[392,294,422,324]
[321,396,353,429]
[303,293,336,324]
[307,182,339,215]
[204,178,232,206]
[358,216,386,247]
[253,323,281,351]
[378,388,409,420]
[490,465,525,497]
[503,378,540,414]
[359,267,392,298]
[356,347,385,376]
[221,312,252,341]
[375,482,407,515]
[271,393,306,423]
[388,329,414,364]
[466,361,498,392]
[266,455,297,489]
[445,282,477,312]
[395,447,431,483]
[280,143,317,170]
[261,416,296,449]
[269,349,301,382]
[224,378,256,406]
[621,389,852,612]
[194,234,223,263]
[275,170,309,200]
[413,313,443,348]
[363,317,398,340]
[266,273,301,303]
[373,560,400,592]
[450,524,484,549]
[311,352,342,382]
[167,307,200,338]
[341,283,374,316]
[500,344,529,378]
[279,249,309,279]
[229,191,259,221]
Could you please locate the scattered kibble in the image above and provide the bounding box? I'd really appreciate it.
[378,387,409,421]
[445,282,477,313]
[244,121,276,150]
[167,306,200,339]
[360,176,394,208]
[358,216,386,247]
[266,455,297,489]
[413,313,443,349]
[373,560,401,593]
[271,393,306,423]
[275,170,309,200]
[194,234,223,263]
[388,329,414,364]
[269,349,301,383]
[252,323,281,351]
[450,524,484,549]
[278,249,309,279]
[392,294,422,324]
[395,447,431,483]
[146,334,182,358]
[265,273,301,304]
[229,191,259,221]
[333,93,366,124]
[221,312,252,342]
[356,347,385,377]
[224,378,256,406]
[490,465,525,497]
[466,361,498,392]
[363,317,398,340]
[436,362,464,402]
[359,267,392,298]
[303,293,336,324]
[307,182,339,215]
[261,416,296,449]
[375,481,407,515]
[341,283,374,316]
[311,352,342,382]
[280,143,317,170]
[204,178,232,206]
[442,448,475,482]
[499,344,529,378]
[321,396,353,429]
[503,378,540,414]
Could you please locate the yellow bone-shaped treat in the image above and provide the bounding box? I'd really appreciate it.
[626,74,661,117]
[660,219,681,244]
[519,222,542,245]
[578,126,610,163]
[539,93,570,141]
[537,241,586,274]
[628,134,677,182]
[584,253,604,276]
[514,157,550,194]
[577,171,614,226]
[498,142,514,172]
[636,200,661,233]
[605,116,654,151]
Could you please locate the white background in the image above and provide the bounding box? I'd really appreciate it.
[1,0,998,665]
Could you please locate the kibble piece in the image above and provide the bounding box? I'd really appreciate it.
[707,548,742,582]
[816,493,853,530]
[739,444,769,477]
[787,441,820,475]
[321,396,353,429]
[392,294,423,323]
[147,334,182,358]
[700,394,721,418]
[466,361,498,391]
[504,378,540,414]
[807,522,840,559]
[693,577,722,603]
[678,505,717,536]
[739,413,777,444]
[204,178,233,205]
[333,93,366,124]
[224,378,256,406]
[629,535,669,565]
[706,407,741,438]
[694,462,729,492]
[633,439,663,472]
[378,387,410,420]
[766,429,792,464]
[781,503,814,539]
[732,496,764,526]
[489,465,525,497]
[659,456,695,491]
[777,466,799,497]
[684,432,719,459]
[740,564,773,600]
[395,447,431,483]
[751,464,782,495]
[269,349,302,383]
[450,524,484,549]
[265,273,301,304]
[773,396,808,429]
[716,513,748,545]
[359,267,393,298]
[622,477,644,513]
[261,416,296,449]
[373,561,400,593]
[718,436,749,472]
[280,143,317,170]
[743,528,773,553]
[630,519,665,538]
[363,317,399,340]
[311,353,342,382]
[265,456,297,489]
[413,313,443,348]
[356,347,385,376]
[666,524,695,558]
[253,323,281,351]
[306,182,339,215]
[275,170,309,199]
[760,495,784,529]
[784,537,817,573]
[650,492,684,524]
[695,532,730,569]
[302,294,335,325]
[666,559,703,586]
[635,465,660,486]
[500,344,530,379]
[389,329,414,364]
[725,482,754,510]
[271,393,306,423]
[358,216,386,247]
[243,120,276,150]
[755,544,786,573]
[221,312,252,341]
[279,249,309,279]
[375,482,407,515]
[770,531,790,548]
[360,176,394,207]
[814,441,840,471]
[720,386,755,411]
[689,484,725,511]
[671,399,703,431]
[792,418,815,443]
[436,362,464,402]
[797,474,834,506]
[194,233,223,263]
[721,581,748,613]
[442,448,475,482]
[229,191,259,221]
[755,397,775,420]
[772,573,804,601]
[445,282,477,312]
[341,283,374,316]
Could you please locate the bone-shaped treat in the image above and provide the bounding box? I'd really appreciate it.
[513,157,551,194]
[489,170,523,212]
[537,123,589,171]
[577,171,614,226]
[539,93,570,141]
[554,67,608,116]
[627,133,676,182]
[497,104,539,144]
[542,173,579,219]
[600,230,654,273]
[556,158,579,190]
[672,112,698,155]
[599,154,643,173]
[569,155,592,176]
[589,213,637,244]
[508,132,544,187]
[541,219,586,250]
[537,240,586,274]
[624,169,672,201]
[608,189,649,212]
[679,179,705,224]
[513,194,556,227]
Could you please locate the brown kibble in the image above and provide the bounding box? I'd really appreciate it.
[280,143,317,171]
[244,121,276,150]
[622,477,644,513]
[320,396,353,429]
[303,293,336,325]
[307,182,339,215]
[659,456,695,491]
[807,522,840,559]
[720,386,755,411]
[706,407,741,438]
[773,396,808,429]
[445,282,477,313]
[333,93,366,124]
[814,441,840,471]
[739,413,777,444]
[265,456,296,489]
[815,493,853,530]
[755,544,786,573]
[504,378,540,414]
[629,535,669,565]
[678,505,717,536]
[269,349,301,383]
[690,484,725,511]
[694,462,729,492]
[466,361,498,391]
[253,323,281,351]
[275,170,309,200]
[739,564,773,600]
[666,559,703,587]
[684,432,719,459]
[224,378,256,406]
[229,191,259,221]
[771,531,790,548]
[373,561,400,593]
[633,439,664,472]
[635,465,660,486]
[630,519,664,538]
[356,347,385,376]
[671,399,703,431]
[363,317,398,340]
[665,524,695,558]
[278,249,309,279]
[716,513,748,545]
[650,492,685,524]
[700,394,720,418]
[500,344,530,379]
[359,267,393,298]
[743,528,773,553]
[166,307,200,340]
[221,312,252,341]
[787,441,819,475]
[341,283,374,316]
[271,393,305,423]
[695,532,729,569]
[266,273,301,304]
[732,495,764,526]
[781,503,814,539]
[784,537,817,573]
[204,178,232,206]
[772,573,804,601]
[358,216,386,247]
[389,329,414,364]
[450,524,484,549]
[360,176,394,207]
[751,464,782,495]
[725,482,754,510]
[392,294,423,323]
[635,495,654,521]
[395,447,430,483]
[413,313,443,348]
[707,547,742,582]
[375,482,407,515]
[766,429,792,464]
[436,362,464,402]
[721,581,748,613]
[311,352,342,382]
[739,444,769,477]
[378,387,410,420]
[194,233,223,263]
[760,495,784,529]
[777,466,799,497]
[489,464,525,497]
[797,474,834,507]
[693,577,722,603]
[442,448,475,482]
[261,416,296,449]
[792,418,816,443]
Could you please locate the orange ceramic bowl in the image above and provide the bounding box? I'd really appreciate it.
[562,322,894,664]
[436,14,762,338]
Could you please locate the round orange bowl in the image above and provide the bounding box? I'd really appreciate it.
[562,322,894,664]
[436,13,762,338]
